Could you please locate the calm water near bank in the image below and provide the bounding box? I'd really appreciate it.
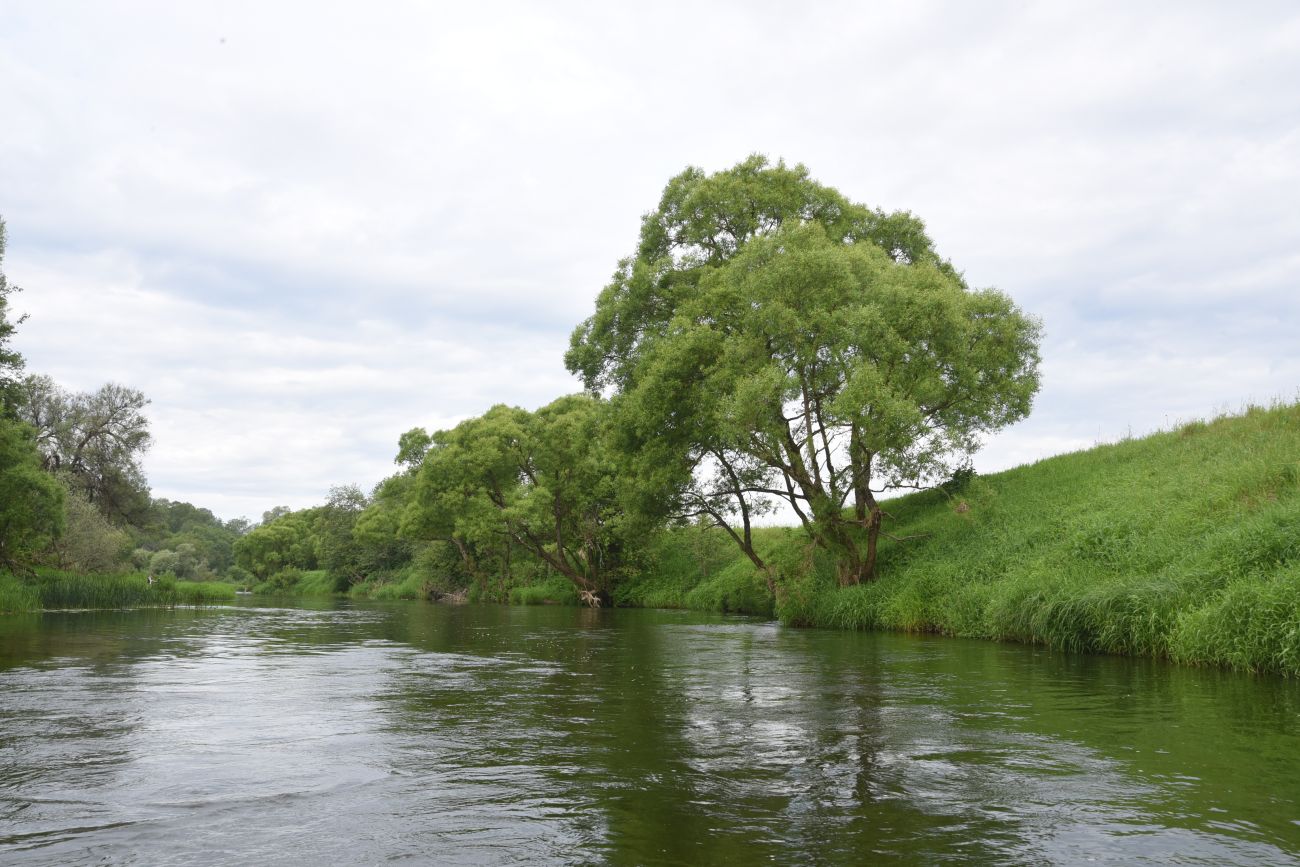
[1,600,1298,865]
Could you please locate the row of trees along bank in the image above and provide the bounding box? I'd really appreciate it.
[234,156,1042,606]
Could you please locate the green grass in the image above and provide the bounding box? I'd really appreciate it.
[509,574,582,606]
[646,401,1300,674]
[174,580,238,604]
[615,524,801,616]
[351,570,436,601]
[0,575,39,613]
[250,568,341,596]
[358,574,424,601]
[0,569,237,610]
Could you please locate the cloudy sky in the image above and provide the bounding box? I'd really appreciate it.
[2,1,1297,522]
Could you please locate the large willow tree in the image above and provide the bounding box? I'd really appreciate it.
[567,156,1041,586]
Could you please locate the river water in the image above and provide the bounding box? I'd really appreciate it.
[0,601,1297,865]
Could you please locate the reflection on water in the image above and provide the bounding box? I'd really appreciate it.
[0,602,1297,865]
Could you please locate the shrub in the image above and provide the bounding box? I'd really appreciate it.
[150,549,181,576]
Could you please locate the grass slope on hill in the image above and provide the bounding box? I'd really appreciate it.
[626,402,1300,675]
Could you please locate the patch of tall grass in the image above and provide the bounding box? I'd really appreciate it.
[34,570,158,608]
[251,568,340,596]
[681,557,775,616]
[356,571,432,601]
[1170,563,1300,674]
[0,575,39,613]
[0,569,237,610]
[174,581,238,604]
[509,575,581,606]
[614,525,806,616]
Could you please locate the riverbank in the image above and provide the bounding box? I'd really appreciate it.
[7,403,1297,675]
[617,401,1300,675]
[248,403,1300,674]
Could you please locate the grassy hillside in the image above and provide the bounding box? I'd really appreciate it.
[628,402,1300,675]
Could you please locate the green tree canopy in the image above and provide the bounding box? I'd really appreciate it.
[316,484,369,589]
[18,375,153,524]
[566,155,955,393]
[404,395,626,600]
[352,472,417,576]
[568,157,1041,585]
[0,417,65,572]
[233,508,322,579]
[132,498,247,575]
[395,427,433,470]
[50,482,131,572]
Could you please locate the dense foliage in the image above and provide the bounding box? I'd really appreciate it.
[404,395,628,601]
[0,218,65,572]
[19,374,153,524]
[0,417,65,571]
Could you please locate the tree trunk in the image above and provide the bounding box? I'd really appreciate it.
[831,505,882,586]
[498,539,511,600]
[449,537,477,580]
[862,505,882,583]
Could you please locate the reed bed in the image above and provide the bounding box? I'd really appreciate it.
[0,570,236,611]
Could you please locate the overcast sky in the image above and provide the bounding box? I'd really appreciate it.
[2,1,1297,522]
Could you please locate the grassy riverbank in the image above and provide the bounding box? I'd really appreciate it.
[11,403,1293,676]
[616,402,1300,675]
[0,569,236,612]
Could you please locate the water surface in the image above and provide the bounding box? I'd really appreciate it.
[1,601,1298,864]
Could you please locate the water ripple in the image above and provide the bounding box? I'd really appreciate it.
[0,604,1297,865]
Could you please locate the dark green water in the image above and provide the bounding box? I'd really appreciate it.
[1,602,1298,865]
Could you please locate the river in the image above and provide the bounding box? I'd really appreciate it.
[1,601,1297,865]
